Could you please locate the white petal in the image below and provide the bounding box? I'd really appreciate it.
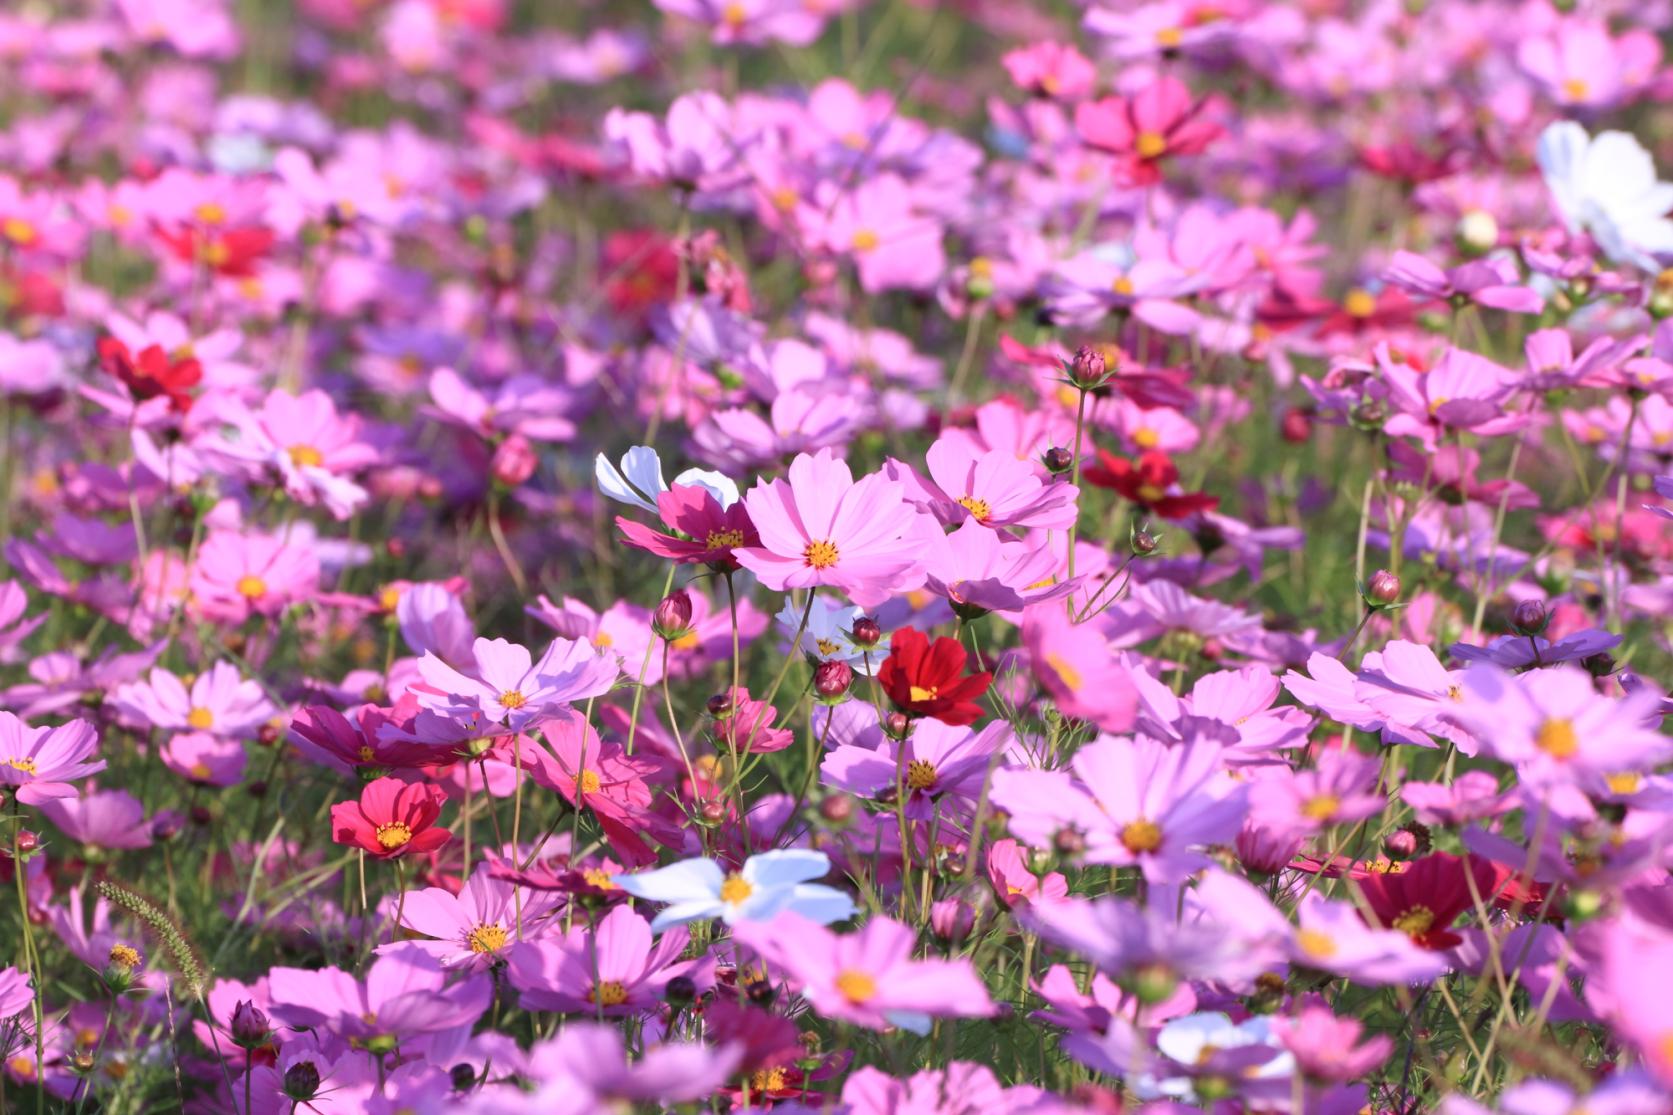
[884,1010,933,1035]
[648,899,725,933]
[621,446,669,504]
[673,467,740,509]
[742,848,831,889]
[613,858,723,904]
[594,451,659,513]
[785,884,856,926]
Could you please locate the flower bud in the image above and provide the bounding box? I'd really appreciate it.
[491,433,538,488]
[68,1047,95,1076]
[813,660,853,702]
[931,898,975,943]
[1646,286,1673,320]
[1383,829,1418,860]
[664,974,697,1008]
[151,811,184,841]
[1350,397,1387,430]
[653,590,695,642]
[283,1061,322,1101]
[699,798,727,825]
[1053,827,1086,856]
[1067,345,1108,389]
[1279,407,1313,444]
[819,793,854,825]
[849,617,882,649]
[1131,526,1159,556]
[1042,446,1074,474]
[706,693,734,718]
[231,1000,271,1048]
[882,711,912,740]
[1129,962,1179,1005]
[14,830,38,856]
[1582,651,1616,678]
[1364,569,1401,607]
[1511,598,1548,636]
[450,1063,476,1092]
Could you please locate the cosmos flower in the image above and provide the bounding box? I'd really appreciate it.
[506,903,700,1014]
[111,663,275,738]
[876,626,993,727]
[415,636,619,732]
[0,712,104,805]
[611,849,854,933]
[390,863,563,970]
[330,777,451,860]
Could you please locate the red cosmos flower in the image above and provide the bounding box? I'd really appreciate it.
[617,484,759,571]
[1316,287,1422,337]
[878,627,993,727]
[602,229,680,320]
[1082,449,1218,519]
[1074,76,1223,186]
[96,336,202,413]
[330,776,451,860]
[154,224,276,278]
[1355,852,1500,950]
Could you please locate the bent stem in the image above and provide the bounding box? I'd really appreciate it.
[11,821,43,1115]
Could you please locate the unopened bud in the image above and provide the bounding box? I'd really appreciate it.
[231,1000,271,1048]
[813,660,853,702]
[1351,398,1387,430]
[14,830,38,855]
[1365,569,1401,607]
[1131,526,1159,555]
[1511,598,1548,636]
[931,898,975,943]
[283,1061,322,1101]
[1053,827,1086,856]
[883,711,912,739]
[1043,446,1074,474]
[1067,345,1107,389]
[664,974,697,1008]
[69,1047,95,1075]
[1129,962,1179,1005]
[699,798,727,824]
[1280,407,1313,444]
[653,590,695,641]
[819,793,854,825]
[1455,210,1499,256]
[1582,651,1616,678]
[849,617,882,648]
[450,1063,476,1091]
[491,433,538,488]
[706,693,733,718]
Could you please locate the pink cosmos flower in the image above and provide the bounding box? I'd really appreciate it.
[923,521,1074,616]
[655,0,827,48]
[840,1063,1050,1114]
[485,1024,743,1113]
[1450,665,1671,787]
[821,718,1013,821]
[267,942,492,1044]
[1075,76,1222,185]
[712,686,794,755]
[604,91,754,199]
[900,437,1080,531]
[161,732,246,786]
[1021,603,1138,732]
[1288,893,1448,985]
[1273,1004,1394,1083]
[1248,748,1384,838]
[800,175,946,293]
[987,838,1068,908]
[1377,344,1525,445]
[38,787,152,850]
[1516,19,1659,110]
[0,712,105,805]
[1133,665,1313,763]
[1001,42,1097,99]
[390,863,562,970]
[199,389,378,519]
[991,733,1247,883]
[189,530,321,624]
[111,662,275,737]
[1382,251,1543,315]
[426,367,577,443]
[736,449,933,608]
[416,636,619,733]
[736,911,994,1034]
[0,580,44,662]
[506,903,700,1014]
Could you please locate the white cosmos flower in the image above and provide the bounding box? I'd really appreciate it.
[1131,1012,1294,1102]
[777,596,876,676]
[1537,121,1673,272]
[612,849,854,933]
[594,446,739,513]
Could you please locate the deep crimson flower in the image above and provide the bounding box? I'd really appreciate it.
[1074,77,1222,185]
[154,224,275,278]
[602,229,680,319]
[1354,852,1500,950]
[1082,449,1218,519]
[330,776,451,860]
[877,627,992,727]
[96,335,202,413]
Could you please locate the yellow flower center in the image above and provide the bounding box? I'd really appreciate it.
[908,685,939,703]
[835,970,877,1003]
[108,944,143,971]
[970,256,993,278]
[3,757,36,774]
[8,1055,34,1079]
[588,980,629,1006]
[1296,929,1336,959]
[194,202,227,225]
[357,745,375,763]
[1300,793,1341,821]
[467,923,509,954]
[956,495,992,522]
[1046,653,1082,691]
[498,689,528,710]
[906,759,938,791]
[1344,288,1377,318]
[706,529,745,549]
[375,822,413,850]
[1120,818,1163,854]
[235,575,267,599]
[1535,718,1578,760]
[288,445,324,468]
[1606,772,1642,795]
[1111,275,1136,296]
[1156,26,1184,47]
[582,867,617,889]
[379,586,402,610]
[578,769,602,794]
[186,706,215,730]
[592,631,614,649]
[851,229,880,252]
[1133,427,1160,449]
[752,1067,789,1093]
[1392,905,1435,938]
[803,540,840,569]
[720,873,754,905]
[815,638,841,656]
[721,1,747,26]
[1,218,36,245]
[1562,77,1589,101]
[1135,131,1168,159]
[672,632,699,650]
[1136,483,1168,502]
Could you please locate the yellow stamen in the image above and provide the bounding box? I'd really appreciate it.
[1134,132,1168,159]
[467,924,509,954]
[1392,905,1435,938]
[906,759,938,791]
[956,495,992,522]
[375,822,413,850]
[835,970,876,1003]
[803,540,840,569]
[720,873,754,904]
[1120,819,1163,854]
[186,706,214,731]
[1535,718,1578,760]
[235,575,267,599]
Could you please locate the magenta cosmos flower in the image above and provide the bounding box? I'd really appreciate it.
[922,522,1073,617]
[735,449,934,607]
[0,711,104,805]
[390,863,562,970]
[267,942,492,1046]
[506,903,701,1014]
[736,911,994,1034]
[902,436,1080,531]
